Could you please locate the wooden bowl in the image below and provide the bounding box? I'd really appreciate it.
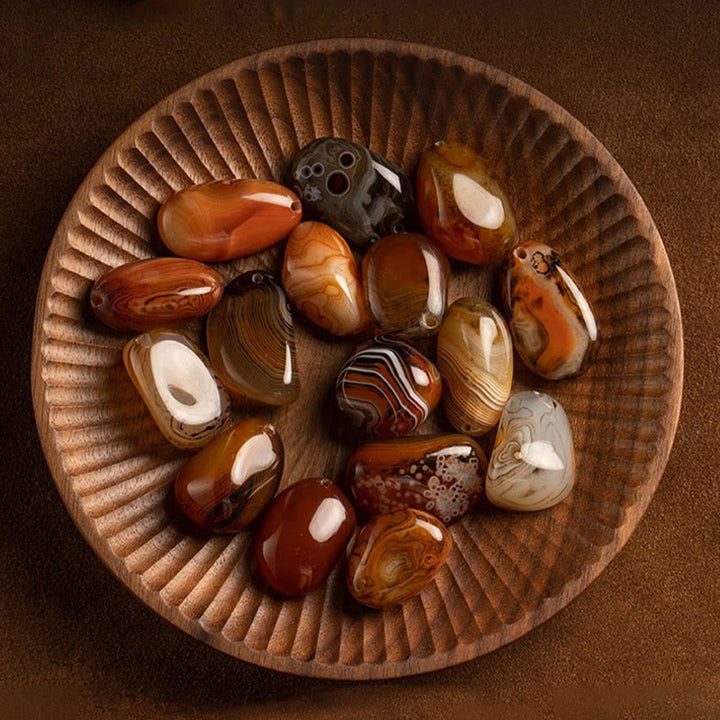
[31,39,683,679]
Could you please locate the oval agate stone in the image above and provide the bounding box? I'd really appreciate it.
[347,508,452,609]
[486,391,575,511]
[502,241,600,380]
[346,434,487,525]
[174,419,283,533]
[206,271,300,406]
[256,478,356,596]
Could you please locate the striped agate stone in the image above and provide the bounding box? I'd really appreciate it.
[336,338,441,438]
[206,271,300,406]
[437,298,513,436]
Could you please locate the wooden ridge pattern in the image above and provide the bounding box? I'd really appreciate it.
[31,39,683,679]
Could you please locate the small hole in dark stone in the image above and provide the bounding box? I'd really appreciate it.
[312,163,324,176]
[252,273,264,284]
[392,224,405,233]
[339,152,355,168]
[168,385,197,406]
[516,248,527,259]
[327,171,349,196]
[300,165,312,179]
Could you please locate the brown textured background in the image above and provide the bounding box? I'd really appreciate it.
[2,1,718,718]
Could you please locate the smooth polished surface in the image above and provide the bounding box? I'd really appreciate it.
[486,391,576,511]
[287,137,416,249]
[282,221,369,336]
[346,434,487,525]
[502,241,600,380]
[336,337,441,438]
[158,179,302,261]
[123,329,231,449]
[206,271,299,406]
[255,478,356,597]
[417,140,517,265]
[174,419,283,533]
[437,298,513,436]
[362,232,449,338]
[347,508,452,609]
[90,257,224,332]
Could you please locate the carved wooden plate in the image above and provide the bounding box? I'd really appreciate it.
[31,39,683,679]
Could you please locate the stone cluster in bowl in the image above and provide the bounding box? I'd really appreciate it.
[88,136,599,610]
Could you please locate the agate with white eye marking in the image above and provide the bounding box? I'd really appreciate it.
[486,391,575,511]
[123,329,231,449]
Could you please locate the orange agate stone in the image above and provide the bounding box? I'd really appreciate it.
[158,179,302,261]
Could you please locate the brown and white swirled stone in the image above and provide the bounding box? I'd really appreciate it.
[437,298,513,436]
[486,390,575,511]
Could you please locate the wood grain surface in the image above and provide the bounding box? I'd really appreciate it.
[31,39,682,679]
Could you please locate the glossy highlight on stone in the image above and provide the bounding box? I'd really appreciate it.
[486,391,575,511]
[287,137,415,250]
[123,329,231,449]
[282,221,369,336]
[90,258,224,332]
[346,508,452,609]
[336,338,441,438]
[502,241,600,379]
[255,478,356,597]
[174,419,283,533]
[346,434,487,525]
[437,298,513,436]
[362,233,449,338]
[157,179,302,261]
[417,140,517,265]
[206,271,299,406]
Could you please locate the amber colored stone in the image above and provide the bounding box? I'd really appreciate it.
[362,233,450,338]
[206,271,300,406]
[255,478,356,597]
[501,241,600,379]
[90,258,224,332]
[157,179,302,262]
[416,141,517,265]
[123,329,231,449]
[437,298,513,436]
[346,434,487,525]
[346,508,452,609]
[282,221,370,336]
[336,337,442,438]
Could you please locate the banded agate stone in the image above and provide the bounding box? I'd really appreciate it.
[336,338,441,438]
[417,141,516,265]
[157,179,302,261]
[123,329,230,449]
[206,271,300,406]
[174,419,283,533]
[362,233,450,338]
[502,241,599,380]
[346,434,487,525]
[256,478,356,596]
[486,391,575,511]
[347,508,452,609]
[287,137,415,250]
[437,298,513,436]
[282,221,369,336]
[91,258,224,332]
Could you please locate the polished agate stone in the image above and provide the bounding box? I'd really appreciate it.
[90,258,223,332]
[174,419,283,533]
[417,140,516,265]
[157,179,302,261]
[123,329,231,449]
[362,233,450,338]
[282,221,369,336]
[437,298,513,436]
[287,137,415,250]
[502,241,600,379]
[346,508,452,609]
[346,434,487,525]
[486,391,575,511]
[255,478,356,596]
[336,338,441,438]
[206,271,299,406]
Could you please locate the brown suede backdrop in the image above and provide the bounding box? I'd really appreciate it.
[2,1,718,718]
